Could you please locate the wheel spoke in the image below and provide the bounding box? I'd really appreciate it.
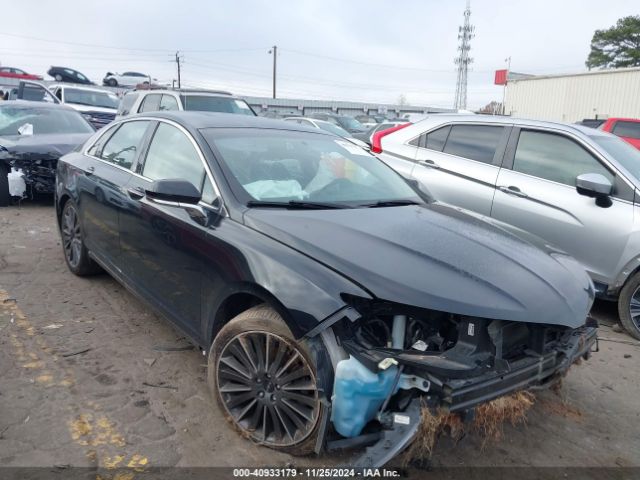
[281,391,317,408]
[219,382,252,393]
[247,402,264,432]
[280,398,311,425]
[275,351,300,379]
[273,404,295,440]
[238,336,258,372]
[220,355,252,379]
[226,391,256,410]
[229,342,257,376]
[218,367,253,385]
[277,369,308,387]
[236,398,258,421]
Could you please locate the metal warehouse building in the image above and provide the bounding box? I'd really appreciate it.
[240,96,453,117]
[504,67,640,123]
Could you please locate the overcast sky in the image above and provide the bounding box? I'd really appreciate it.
[4,0,638,109]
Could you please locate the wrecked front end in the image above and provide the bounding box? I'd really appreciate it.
[2,154,58,197]
[0,133,90,199]
[322,300,597,466]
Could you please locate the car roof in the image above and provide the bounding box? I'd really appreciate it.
[52,84,114,94]
[132,111,333,133]
[415,114,609,137]
[131,88,234,97]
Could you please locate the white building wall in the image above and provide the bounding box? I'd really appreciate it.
[504,68,640,123]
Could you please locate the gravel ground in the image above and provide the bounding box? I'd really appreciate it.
[1,203,639,478]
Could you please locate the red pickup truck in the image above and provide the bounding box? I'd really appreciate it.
[600,118,640,150]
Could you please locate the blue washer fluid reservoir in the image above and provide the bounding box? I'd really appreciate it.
[331,355,398,438]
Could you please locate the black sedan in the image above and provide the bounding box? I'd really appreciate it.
[0,101,95,205]
[54,112,597,465]
[47,66,93,85]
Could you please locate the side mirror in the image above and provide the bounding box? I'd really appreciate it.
[145,179,201,205]
[576,173,613,198]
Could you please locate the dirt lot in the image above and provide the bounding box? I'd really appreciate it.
[1,203,639,478]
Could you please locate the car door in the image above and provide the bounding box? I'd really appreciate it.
[491,127,634,284]
[80,119,153,270]
[16,81,60,104]
[411,123,510,215]
[119,121,216,337]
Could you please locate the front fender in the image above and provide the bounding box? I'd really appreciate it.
[200,221,372,342]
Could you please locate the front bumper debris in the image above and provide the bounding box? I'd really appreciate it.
[344,325,597,414]
[333,325,597,468]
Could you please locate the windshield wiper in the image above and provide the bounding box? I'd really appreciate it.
[358,199,422,208]
[247,200,352,209]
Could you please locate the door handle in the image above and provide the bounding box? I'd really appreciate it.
[127,186,145,200]
[498,185,528,198]
[84,166,95,176]
[419,159,440,169]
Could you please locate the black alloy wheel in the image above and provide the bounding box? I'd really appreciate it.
[216,330,320,448]
[62,202,83,270]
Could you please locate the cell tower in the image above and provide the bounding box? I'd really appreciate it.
[453,0,474,110]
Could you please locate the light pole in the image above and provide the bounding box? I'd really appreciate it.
[502,56,511,115]
[268,45,277,99]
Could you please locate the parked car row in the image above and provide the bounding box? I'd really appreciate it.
[0,64,158,90]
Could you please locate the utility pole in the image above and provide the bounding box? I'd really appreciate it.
[453,0,474,110]
[175,51,182,89]
[502,56,511,114]
[269,45,277,99]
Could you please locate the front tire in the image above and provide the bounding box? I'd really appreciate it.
[0,163,10,207]
[209,305,324,456]
[60,200,102,276]
[618,272,640,340]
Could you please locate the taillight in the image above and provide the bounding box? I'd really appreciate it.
[371,123,411,153]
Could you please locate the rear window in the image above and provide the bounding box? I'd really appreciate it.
[612,121,640,140]
[442,125,504,164]
[181,95,255,115]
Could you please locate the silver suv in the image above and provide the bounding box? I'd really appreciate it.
[116,88,255,119]
[378,115,640,339]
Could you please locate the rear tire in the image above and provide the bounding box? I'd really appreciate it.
[107,78,117,87]
[209,305,326,456]
[618,272,640,340]
[60,200,102,276]
[54,74,63,82]
[0,163,10,207]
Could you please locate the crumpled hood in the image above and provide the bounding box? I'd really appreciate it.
[245,203,594,328]
[0,133,91,162]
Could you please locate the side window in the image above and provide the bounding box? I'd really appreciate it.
[201,177,217,204]
[159,94,179,111]
[443,125,504,163]
[99,121,149,169]
[612,121,640,140]
[87,125,118,157]
[142,123,205,189]
[118,93,138,116]
[512,130,614,187]
[139,94,161,113]
[410,126,451,149]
